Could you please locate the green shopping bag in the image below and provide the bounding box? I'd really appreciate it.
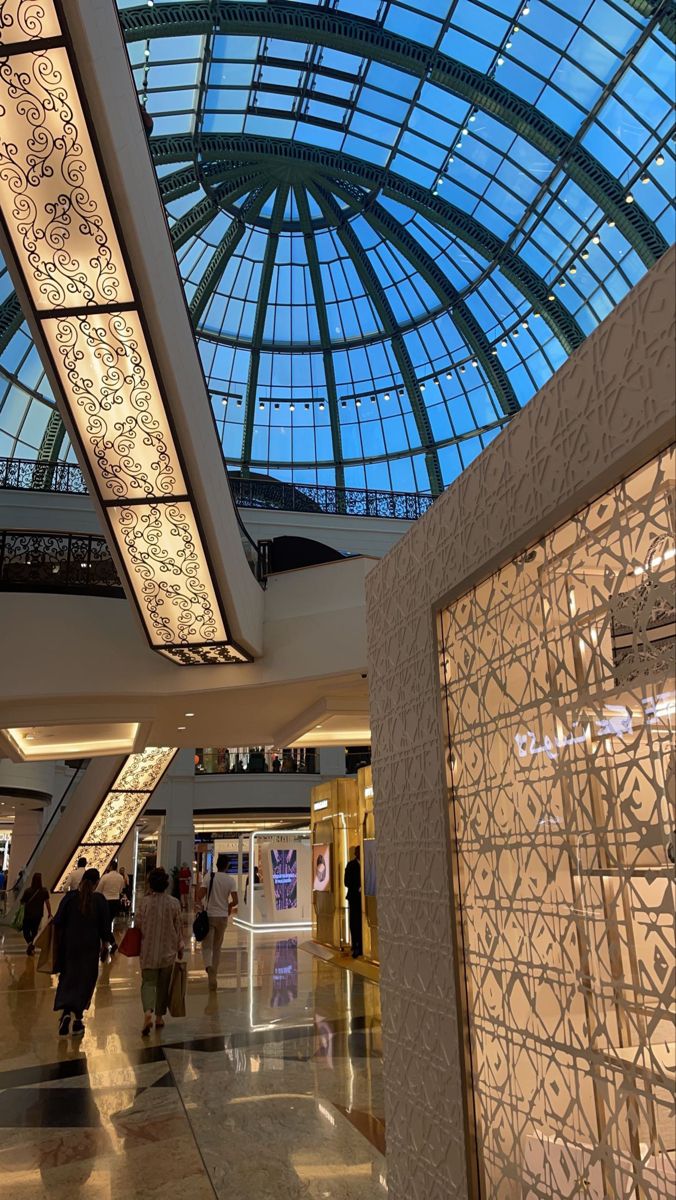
[11,903,24,931]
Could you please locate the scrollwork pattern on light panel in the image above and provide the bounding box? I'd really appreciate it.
[0,0,60,43]
[110,501,227,647]
[55,747,177,890]
[0,47,130,309]
[113,746,175,793]
[43,312,185,500]
[157,642,247,665]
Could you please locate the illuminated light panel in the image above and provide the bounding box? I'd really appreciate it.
[41,312,186,500]
[0,1,250,665]
[55,745,177,890]
[0,48,131,312]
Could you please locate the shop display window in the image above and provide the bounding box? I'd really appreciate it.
[440,448,675,1198]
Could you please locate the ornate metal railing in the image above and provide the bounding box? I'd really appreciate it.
[0,530,123,597]
[230,475,434,519]
[0,457,88,494]
[0,457,433,520]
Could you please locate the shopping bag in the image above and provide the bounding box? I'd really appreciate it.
[118,925,142,957]
[168,959,186,1018]
[34,919,56,974]
[11,903,24,932]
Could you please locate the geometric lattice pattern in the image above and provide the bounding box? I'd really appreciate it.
[440,448,675,1199]
[365,248,674,1200]
[55,746,177,890]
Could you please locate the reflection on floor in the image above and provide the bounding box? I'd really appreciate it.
[0,922,385,1199]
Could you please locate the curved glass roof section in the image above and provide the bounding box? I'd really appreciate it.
[0,0,673,494]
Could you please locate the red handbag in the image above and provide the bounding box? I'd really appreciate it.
[118,925,142,957]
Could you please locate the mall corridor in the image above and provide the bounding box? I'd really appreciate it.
[0,925,385,1199]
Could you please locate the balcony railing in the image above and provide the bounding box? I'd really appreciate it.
[230,475,434,520]
[0,530,123,597]
[0,457,433,520]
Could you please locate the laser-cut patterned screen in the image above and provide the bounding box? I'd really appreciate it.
[440,446,675,1199]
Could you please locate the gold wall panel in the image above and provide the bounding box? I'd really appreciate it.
[440,448,675,1198]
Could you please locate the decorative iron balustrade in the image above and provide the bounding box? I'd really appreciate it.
[0,457,88,494]
[230,475,435,519]
[0,457,433,520]
[0,530,123,597]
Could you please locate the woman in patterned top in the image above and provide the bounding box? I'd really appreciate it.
[136,867,184,1036]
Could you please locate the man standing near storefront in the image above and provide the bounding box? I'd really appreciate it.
[196,854,238,990]
[344,846,362,959]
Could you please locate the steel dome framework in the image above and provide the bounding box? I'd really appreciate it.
[0,0,673,494]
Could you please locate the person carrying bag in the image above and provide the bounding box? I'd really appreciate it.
[192,872,213,942]
[136,867,184,1037]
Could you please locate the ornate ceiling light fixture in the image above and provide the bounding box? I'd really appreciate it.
[55,746,178,889]
[0,1,251,665]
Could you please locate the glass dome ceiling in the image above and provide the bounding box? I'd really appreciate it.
[0,0,673,494]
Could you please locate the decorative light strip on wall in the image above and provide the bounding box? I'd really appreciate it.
[55,745,178,890]
[0,1,250,665]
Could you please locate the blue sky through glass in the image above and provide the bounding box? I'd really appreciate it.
[0,0,673,493]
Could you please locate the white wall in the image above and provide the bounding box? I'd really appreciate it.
[0,488,412,560]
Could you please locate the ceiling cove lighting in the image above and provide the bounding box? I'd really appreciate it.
[55,746,178,890]
[0,1,250,666]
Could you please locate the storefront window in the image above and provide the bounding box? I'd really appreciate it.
[440,448,675,1198]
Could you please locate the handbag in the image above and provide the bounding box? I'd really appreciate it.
[168,959,187,1017]
[34,919,57,974]
[192,873,214,942]
[118,925,142,957]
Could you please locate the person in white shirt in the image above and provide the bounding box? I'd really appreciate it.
[196,854,238,990]
[96,860,126,953]
[67,856,87,891]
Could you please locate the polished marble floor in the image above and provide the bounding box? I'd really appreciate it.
[0,920,385,1199]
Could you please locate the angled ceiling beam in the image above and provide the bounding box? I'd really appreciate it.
[189,180,275,326]
[170,168,263,250]
[309,182,443,496]
[294,185,345,490]
[0,292,24,356]
[151,136,585,355]
[123,2,668,265]
[330,178,519,418]
[240,184,288,470]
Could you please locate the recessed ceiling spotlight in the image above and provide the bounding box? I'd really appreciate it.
[432,189,438,196]
[581,249,589,259]
[236,399,242,406]
[592,234,601,244]
[521,320,528,328]
[640,175,650,184]
[289,402,295,411]
[512,329,519,338]
[491,348,497,355]
[177,725,186,731]
[448,155,454,163]
[462,127,469,135]
[469,114,476,122]
[398,388,404,396]
[533,311,541,318]
[433,377,440,385]
[558,278,566,286]
[608,219,616,227]
[259,401,265,409]
[547,293,555,301]
[221,397,227,405]
[384,392,390,400]
[304,403,310,410]
[497,56,505,65]
[341,400,347,407]
[471,359,478,368]
[446,371,452,379]
[522,5,530,13]
[506,41,513,48]
[370,395,376,402]
[501,339,507,347]
[655,153,665,166]
[569,265,577,274]
[356,398,362,407]
[420,382,426,391]
[185,712,195,717]
[274,402,280,410]
[460,365,466,373]
[319,401,325,410]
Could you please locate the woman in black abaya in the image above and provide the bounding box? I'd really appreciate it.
[53,868,111,1037]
